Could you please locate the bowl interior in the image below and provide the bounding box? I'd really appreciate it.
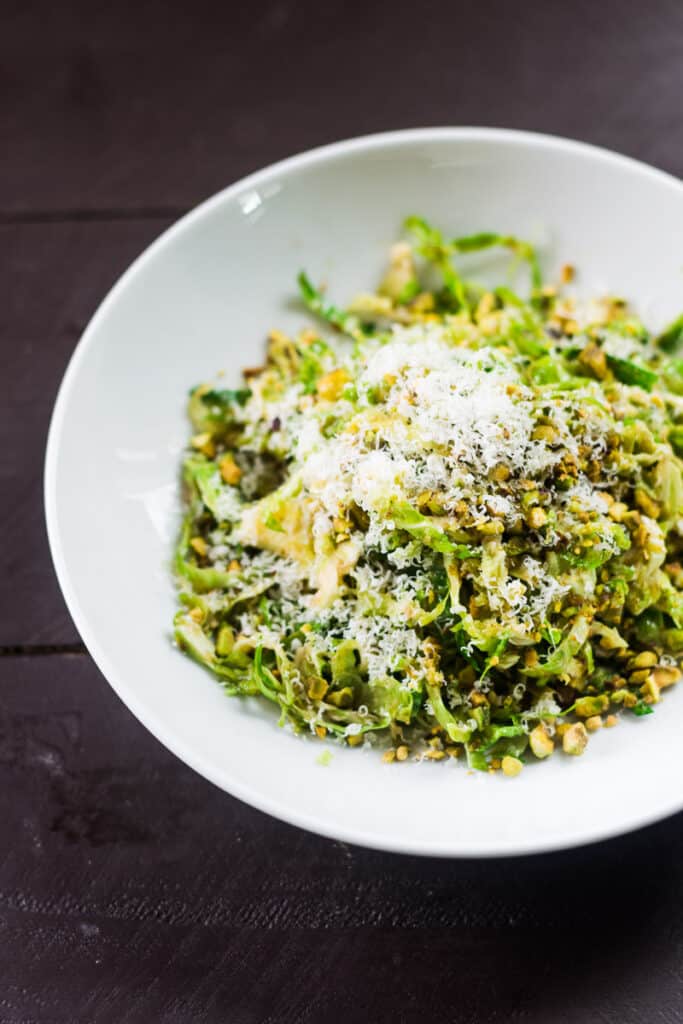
[46,129,683,855]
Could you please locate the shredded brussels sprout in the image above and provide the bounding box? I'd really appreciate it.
[174,217,683,772]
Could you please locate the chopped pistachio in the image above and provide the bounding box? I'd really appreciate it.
[575,694,609,717]
[640,677,661,704]
[190,536,208,557]
[501,756,523,777]
[629,651,658,670]
[634,488,661,519]
[219,454,242,485]
[191,432,215,458]
[529,724,554,759]
[316,367,351,402]
[563,723,589,756]
[652,666,681,689]
[526,506,548,529]
[307,676,329,701]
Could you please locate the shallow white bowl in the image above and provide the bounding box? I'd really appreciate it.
[46,128,683,857]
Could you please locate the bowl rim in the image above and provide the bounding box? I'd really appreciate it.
[45,126,683,857]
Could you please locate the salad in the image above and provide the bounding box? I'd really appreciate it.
[174,218,683,774]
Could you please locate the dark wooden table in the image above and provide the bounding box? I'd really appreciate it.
[3,1,683,1020]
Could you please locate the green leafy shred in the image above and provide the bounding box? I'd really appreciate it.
[606,355,657,391]
[657,313,683,353]
[201,388,252,407]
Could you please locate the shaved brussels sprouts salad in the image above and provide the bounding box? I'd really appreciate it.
[174,217,683,774]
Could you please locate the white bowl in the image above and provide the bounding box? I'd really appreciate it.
[45,128,683,857]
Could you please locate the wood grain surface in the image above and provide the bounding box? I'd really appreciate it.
[2,0,683,1020]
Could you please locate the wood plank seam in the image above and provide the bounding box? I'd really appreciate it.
[0,644,86,657]
[0,207,187,225]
